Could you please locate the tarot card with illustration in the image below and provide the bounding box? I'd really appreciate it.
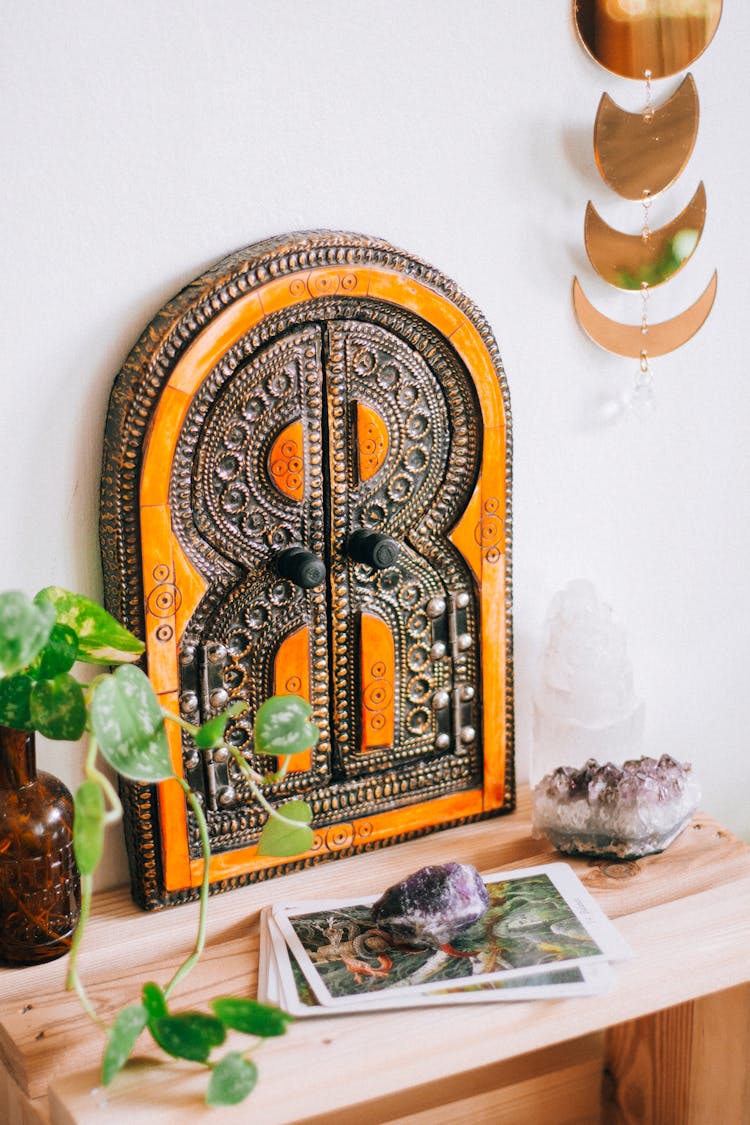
[269,863,630,1008]
[258,908,615,1017]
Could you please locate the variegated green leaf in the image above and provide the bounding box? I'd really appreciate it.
[0,591,55,678]
[73,781,106,876]
[29,673,87,740]
[101,1005,148,1086]
[257,800,313,857]
[149,1012,226,1063]
[90,665,173,782]
[254,694,318,758]
[27,623,78,680]
[0,674,33,729]
[35,587,144,665]
[206,1053,258,1106]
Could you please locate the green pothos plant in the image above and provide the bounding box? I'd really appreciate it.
[0,586,319,1107]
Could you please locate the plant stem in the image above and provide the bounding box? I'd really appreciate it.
[163,779,210,1000]
[65,874,106,1028]
[84,733,99,773]
[225,746,303,829]
[84,735,123,826]
[160,706,267,785]
[270,755,292,783]
[161,707,200,738]
[89,766,123,827]
[227,756,283,819]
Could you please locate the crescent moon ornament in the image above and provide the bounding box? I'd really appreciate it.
[574,0,723,81]
[585,182,706,290]
[594,74,699,200]
[572,272,717,358]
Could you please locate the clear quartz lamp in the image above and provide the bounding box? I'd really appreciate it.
[531,581,700,859]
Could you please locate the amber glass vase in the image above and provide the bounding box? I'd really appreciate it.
[0,725,80,965]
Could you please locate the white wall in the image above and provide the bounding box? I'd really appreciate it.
[2,1,748,890]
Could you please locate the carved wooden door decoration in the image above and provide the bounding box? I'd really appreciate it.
[101,232,514,907]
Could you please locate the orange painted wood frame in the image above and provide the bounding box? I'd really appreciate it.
[109,233,515,905]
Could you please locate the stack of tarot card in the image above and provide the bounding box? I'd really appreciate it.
[257,863,632,1017]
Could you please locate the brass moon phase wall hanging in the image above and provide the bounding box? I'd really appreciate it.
[574,0,723,80]
[572,272,717,358]
[584,181,706,289]
[594,74,699,199]
[572,2,719,383]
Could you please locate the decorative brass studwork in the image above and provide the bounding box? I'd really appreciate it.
[572,3,720,373]
[100,231,515,908]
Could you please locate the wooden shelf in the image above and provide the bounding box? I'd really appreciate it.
[2,789,750,1124]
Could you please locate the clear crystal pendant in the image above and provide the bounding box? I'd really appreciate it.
[628,352,656,419]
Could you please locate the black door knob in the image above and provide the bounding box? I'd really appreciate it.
[275,546,326,589]
[347,529,401,570]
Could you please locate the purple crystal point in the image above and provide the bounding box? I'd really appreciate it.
[371,862,489,948]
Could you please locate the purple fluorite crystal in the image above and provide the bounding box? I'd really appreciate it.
[532,754,701,859]
[371,862,489,948]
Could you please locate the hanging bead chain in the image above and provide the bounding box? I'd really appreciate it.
[641,190,652,243]
[631,281,655,413]
[641,72,654,243]
[642,69,654,122]
[640,281,652,381]
[630,68,655,412]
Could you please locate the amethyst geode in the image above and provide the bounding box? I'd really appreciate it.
[532,754,701,859]
[371,862,489,948]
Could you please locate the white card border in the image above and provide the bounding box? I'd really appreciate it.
[256,906,274,1006]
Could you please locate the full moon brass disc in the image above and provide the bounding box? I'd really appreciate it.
[573,272,717,357]
[585,181,706,289]
[574,0,722,80]
[594,74,699,200]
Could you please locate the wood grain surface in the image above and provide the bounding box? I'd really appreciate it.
[2,789,749,1124]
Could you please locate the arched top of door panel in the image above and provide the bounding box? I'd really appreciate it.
[101,231,511,641]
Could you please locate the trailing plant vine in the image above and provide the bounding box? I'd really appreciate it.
[0,586,318,1107]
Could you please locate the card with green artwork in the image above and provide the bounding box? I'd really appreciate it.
[270,863,630,1007]
[258,908,615,1017]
